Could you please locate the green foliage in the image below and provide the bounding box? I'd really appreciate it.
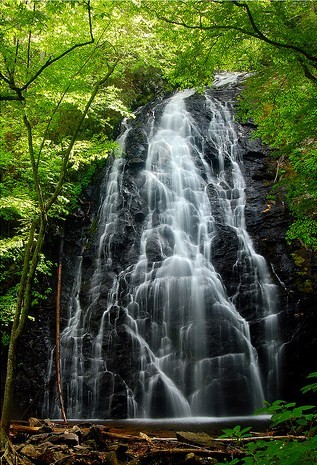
[220,425,252,440]
[301,372,317,395]
[0,238,24,319]
[144,0,317,252]
[0,251,53,333]
[1,332,10,347]
[218,374,317,464]
[240,436,317,465]
[0,237,23,259]
[286,220,317,251]
[219,436,317,464]
[256,400,317,435]
[238,72,317,250]
[0,0,172,343]
[0,286,18,326]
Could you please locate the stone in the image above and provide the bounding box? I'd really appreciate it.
[20,444,40,459]
[28,417,43,427]
[176,432,218,448]
[71,425,83,438]
[42,431,79,446]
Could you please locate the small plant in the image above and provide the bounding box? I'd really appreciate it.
[301,372,317,395]
[217,372,317,464]
[1,332,10,347]
[255,399,317,435]
[220,425,252,441]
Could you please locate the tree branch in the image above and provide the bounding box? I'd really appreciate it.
[0,0,94,102]
[232,1,317,65]
[298,59,317,83]
[45,61,118,213]
[0,71,12,85]
[0,94,25,101]
[85,0,94,42]
[154,1,317,68]
[55,229,67,424]
[21,0,94,92]
[37,23,106,166]
[154,10,255,37]
[16,218,46,338]
[13,39,19,74]
[23,113,45,213]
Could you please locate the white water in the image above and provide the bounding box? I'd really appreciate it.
[44,77,281,419]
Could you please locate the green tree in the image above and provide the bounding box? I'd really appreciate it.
[144,0,317,250]
[0,0,109,449]
[0,0,169,451]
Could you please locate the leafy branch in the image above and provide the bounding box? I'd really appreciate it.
[232,0,317,67]
[152,0,317,82]
[45,61,119,213]
[0,0,94,102]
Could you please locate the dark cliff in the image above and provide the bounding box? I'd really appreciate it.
[6,77,317,420]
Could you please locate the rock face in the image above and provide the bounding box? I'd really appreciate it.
[10,74,317,421]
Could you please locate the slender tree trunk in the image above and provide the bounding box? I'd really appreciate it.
[0,218,45,449]
[55,230,67,423]
[0,335,18,448]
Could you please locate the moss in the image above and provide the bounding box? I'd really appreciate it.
[291,249,317,294]
[291,252,306,268]
[295,278,314,294]
[87,217,98,236]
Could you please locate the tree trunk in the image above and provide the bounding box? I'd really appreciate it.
[0,218,45,449]
[0,334,18,448]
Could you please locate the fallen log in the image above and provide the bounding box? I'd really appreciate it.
[9,425,42,434]
[176,431,307,447]
[100,430,153,442]
[201,435,308,443]
[176,431,227,448]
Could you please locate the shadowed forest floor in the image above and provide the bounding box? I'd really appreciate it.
[0,418,296,465]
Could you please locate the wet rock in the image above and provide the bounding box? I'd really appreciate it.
[36,431,80,446]
[109,443,130,461]
[10,77,317,419]
[20,444,41,459]
[176,432,222,449]
[28,418,43,428]
[185,452,217,464]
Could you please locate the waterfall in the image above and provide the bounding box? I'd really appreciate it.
[44,75,282,419]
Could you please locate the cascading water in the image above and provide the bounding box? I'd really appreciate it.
[44,74,282,419]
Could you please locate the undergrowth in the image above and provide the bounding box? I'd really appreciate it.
[218,372,317,464]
